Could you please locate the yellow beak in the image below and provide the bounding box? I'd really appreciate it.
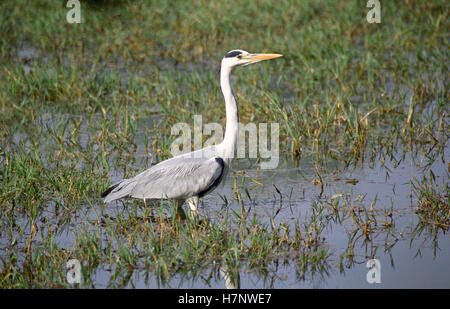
[249,53,283,61]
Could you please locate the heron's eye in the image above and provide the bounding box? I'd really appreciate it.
[237,55,242,59]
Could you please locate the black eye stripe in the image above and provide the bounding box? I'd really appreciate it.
[224,51,242,58]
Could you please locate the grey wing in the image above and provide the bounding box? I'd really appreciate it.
[102,156,225,203]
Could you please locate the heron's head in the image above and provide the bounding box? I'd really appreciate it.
[221,50,283,69]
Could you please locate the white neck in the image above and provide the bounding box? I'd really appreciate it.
[219,63,239,161]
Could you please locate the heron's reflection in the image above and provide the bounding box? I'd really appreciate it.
[219,263,240,289]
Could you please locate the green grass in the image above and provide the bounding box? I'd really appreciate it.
[0,0,448,288]
[413,172,449,235]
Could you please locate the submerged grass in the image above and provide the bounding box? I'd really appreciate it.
[0,0,448,287]
[413,172,449,233]
[1,203,330,288]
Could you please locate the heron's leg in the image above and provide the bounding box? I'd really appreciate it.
[186,196,199,217]
[142,198,156,219]
[142,198,150,218]
[175,200,187,220]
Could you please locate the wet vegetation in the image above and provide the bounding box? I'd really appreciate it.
[0,0,448,288]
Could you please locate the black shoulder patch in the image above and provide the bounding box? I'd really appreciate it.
[197,157,226,198]
[224,50,242,58]
[101,182,120,198]
[214,157,225,169]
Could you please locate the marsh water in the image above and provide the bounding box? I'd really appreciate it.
[115,154,450,288]
[5,110,448,289]
[2,47,449,288]
[89,154,449,288]
[212,154,449,289]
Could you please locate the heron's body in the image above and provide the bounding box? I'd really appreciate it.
[101,151,225,204]
[101,50,282,213]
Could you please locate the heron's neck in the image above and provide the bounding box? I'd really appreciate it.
[220,64,239,160]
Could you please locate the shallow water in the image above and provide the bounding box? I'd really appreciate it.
[2,109,449,288]
[92,150,449,288]
[173,152,449,288]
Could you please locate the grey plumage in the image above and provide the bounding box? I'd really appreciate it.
[102,155,225,204]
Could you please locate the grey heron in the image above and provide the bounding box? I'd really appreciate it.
[101,50,282,214]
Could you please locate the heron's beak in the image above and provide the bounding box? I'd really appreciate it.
[245,53,283,65]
